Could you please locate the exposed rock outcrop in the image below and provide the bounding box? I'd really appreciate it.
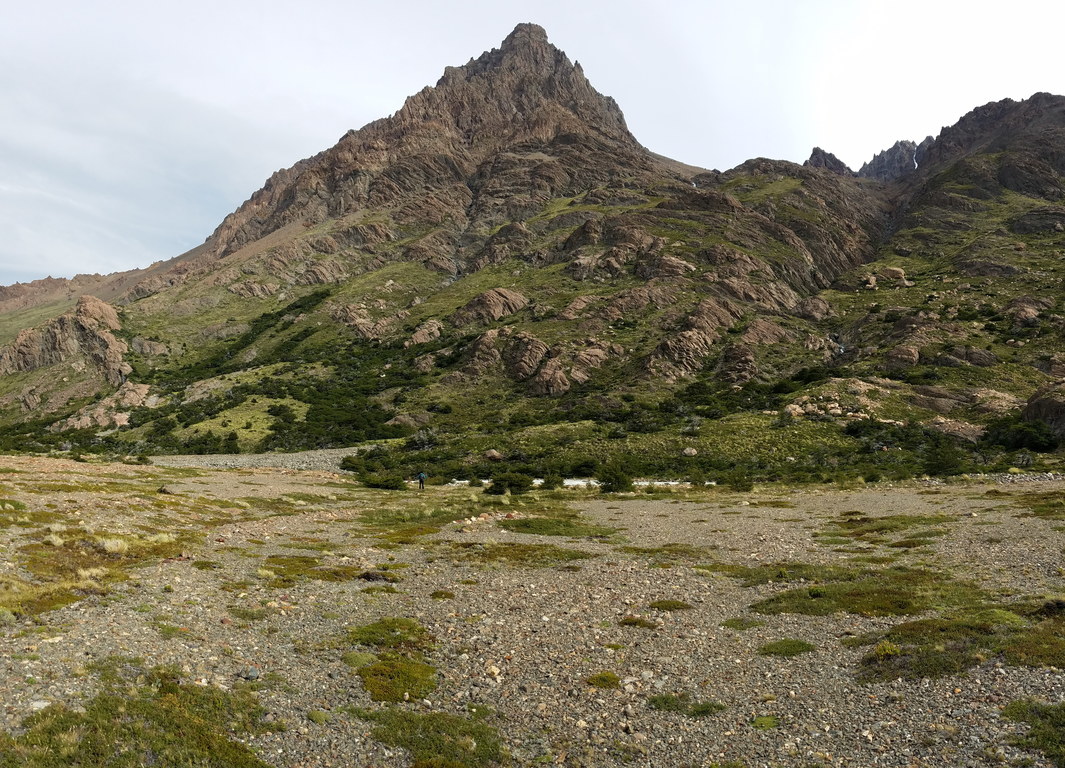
[451,288,529,327]
[0,296,131,387]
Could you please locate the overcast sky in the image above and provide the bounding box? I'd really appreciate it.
[3,0,1063,286]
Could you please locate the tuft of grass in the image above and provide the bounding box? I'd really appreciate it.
[721,617,765,631]
[357,653,437,702]
[648,693,727,718]
[758,639,815,657]
[430,589,455,600]
[347,617,432,653]
[585,670,621,689]
[229,606,271,622]
[498,514,615,538]
[1001,699,1065,767]
[619,615,657,629]
[647,599,693,612]
[447,541,593,567]
[698,561,855,587]
[751,715,779,730]
[355,707,503,768]
[0,657,279,767]
[750,567,987,618]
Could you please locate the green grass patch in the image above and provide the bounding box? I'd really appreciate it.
[584,670,621,689]
[354,707,503,768]
[647,599,693,611]
[347,617,432,652]
[647,693,726,718]
[0,658,279,767]
[750,567,987,618]
[498,514,615,538]
[1002,699,1065,767]
[751,715,779,730]
[619,615,657,629]
[858,602,1065,682]
[357,652,437,702]
[758,639,815,657]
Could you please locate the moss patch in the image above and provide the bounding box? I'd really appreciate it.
[758,638,815,657]
[357,653,437,702]
[0,658,279,767]
[1002,699,1065,767]
[355,707,504,768]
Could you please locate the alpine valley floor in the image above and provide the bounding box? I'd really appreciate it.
[0,454,1063,768]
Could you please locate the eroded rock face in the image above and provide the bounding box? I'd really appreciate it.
[859,140,920,182]
[0,296,131,387]
[451,288,529,327]
[503,333,550,380]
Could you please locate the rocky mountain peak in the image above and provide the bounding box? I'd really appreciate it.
[804,147,853,176]
[380,22,636,150]
[202,24,649,261]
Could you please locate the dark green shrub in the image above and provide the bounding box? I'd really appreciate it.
[983,414,1059,452]
[597,462,633,493]
[484,472,534,496]
[361,473,408,490]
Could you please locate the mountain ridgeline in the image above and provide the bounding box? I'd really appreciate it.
[2,23,1065,483]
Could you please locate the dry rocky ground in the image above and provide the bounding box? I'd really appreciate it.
[0,452,1063,767]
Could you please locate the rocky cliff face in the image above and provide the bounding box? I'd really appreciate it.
[0,296,130,388]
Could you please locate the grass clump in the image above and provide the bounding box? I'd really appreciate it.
[357,653,437,702]
[750,567,986,618]
[722,617,765,631]
[585,670,621,689]
[751,715,779,729]
[346,617,437,702]
[648,599,693,611]
[619,615,657,629]
[1001,699,1065,767]
[758,639,816,657]
[858,602,1065,682]
[698,561,855,587]
[347,617,432,652]
[648,693,726,718]
[0,657,279,767]
[259,555,364,588]
[355,707,503,768]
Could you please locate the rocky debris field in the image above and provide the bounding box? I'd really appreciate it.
[0,454,1063,767]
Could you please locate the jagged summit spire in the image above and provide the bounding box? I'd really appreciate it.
[500,22,550,50]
